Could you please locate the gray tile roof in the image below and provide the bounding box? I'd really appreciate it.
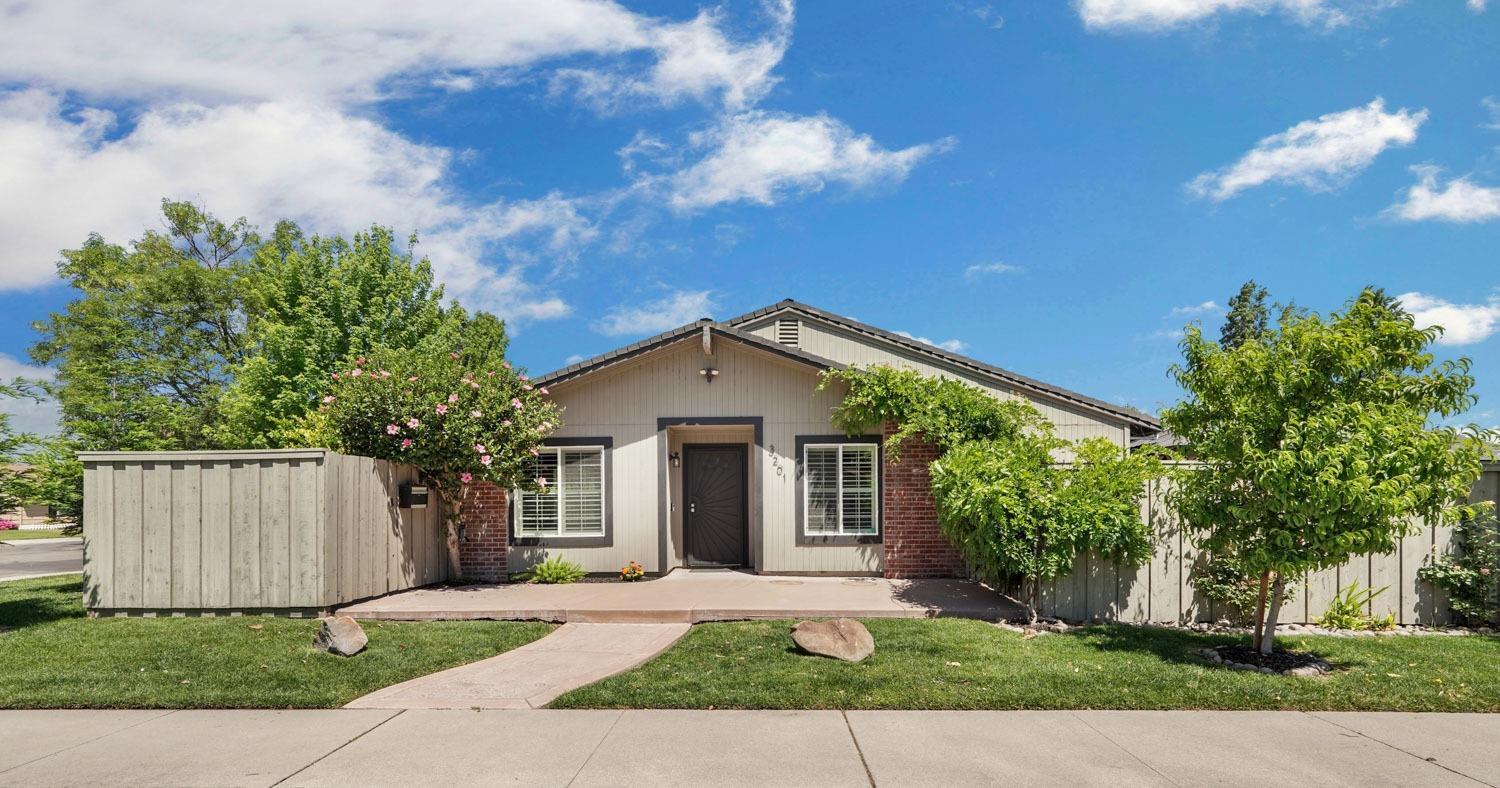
[534,298,1161,433]
[723,299,1161,431]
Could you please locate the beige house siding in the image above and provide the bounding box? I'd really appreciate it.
[81,450,446,614]
[533,336,880,575]
[741,315,1131,448]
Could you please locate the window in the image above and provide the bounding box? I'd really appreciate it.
[803,443,878,536]
[516,446,606,537]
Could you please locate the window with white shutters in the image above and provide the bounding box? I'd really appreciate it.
[516,446,606,537]
[802,443,879,536]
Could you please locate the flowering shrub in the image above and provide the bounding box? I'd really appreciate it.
[317,337,560,577]
[620,561,645,582]
[0,518,17,531]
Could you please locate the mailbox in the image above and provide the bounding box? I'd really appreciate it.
[399,483,430,509]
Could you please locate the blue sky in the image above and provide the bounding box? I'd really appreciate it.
[1,0,1497,435]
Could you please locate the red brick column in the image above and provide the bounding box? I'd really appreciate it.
[882,423,965,579]
[458,482,509,583]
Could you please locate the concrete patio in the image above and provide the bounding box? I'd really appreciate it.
[338,569,1026,623]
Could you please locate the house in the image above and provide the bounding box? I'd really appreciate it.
[462,299,1162,582]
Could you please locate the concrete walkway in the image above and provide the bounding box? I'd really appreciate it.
[345,622,690,709]
[1,710,1496,787]
[0,538,82,580]
[339,569,1025,623]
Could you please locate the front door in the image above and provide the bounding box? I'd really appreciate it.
[683,444,748,567]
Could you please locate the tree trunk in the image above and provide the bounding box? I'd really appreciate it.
[1258,573,1288,655]
[1252,570,1270,652]
[443,490,465,580]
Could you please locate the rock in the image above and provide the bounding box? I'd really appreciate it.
[1289,665,1323,677]
[791,618,874,662]
[313,615,368,656]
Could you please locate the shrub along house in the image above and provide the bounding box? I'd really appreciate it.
[465,300,1162,581]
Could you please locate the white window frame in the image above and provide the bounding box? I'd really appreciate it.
[515,445,608,538]
[801,442,880,537]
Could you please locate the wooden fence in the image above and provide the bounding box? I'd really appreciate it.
[1038,463,1500,626]
[80,450,447,615]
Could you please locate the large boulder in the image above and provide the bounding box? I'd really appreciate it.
[313,615,368,656]
[791,618,874,662]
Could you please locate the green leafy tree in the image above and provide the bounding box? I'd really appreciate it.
[16,436,85,534]
[1219,280,1270,350]
[215,225,448,448]
[823,366,1162,621]
[0,384,32,516]
[316,315,559,577]
[1164,288,1488,654]
[30,201,254,451]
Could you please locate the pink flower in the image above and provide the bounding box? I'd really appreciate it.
[451,351,460,360]
[469,381,480,389]
[406,418,420,429]
[408,376,419,382]
[322,395,335,404]
[518,373,529,382]
[529,446,540,456]
[481,454,493,466]
[540,421,552,431]
[379,370,391,378]
[539,386,549,395]
[332,372,341,381]
[355,356,367,367]
[350,368,362,378]
[536,476,549,488]
[447,393,459,403]
[400,438,413,449]
[436,404,449,415]
[474,443,486,453]
[522,384,533,391]
[502,361,511,369]
[470,410,482,418]
[386,423,401,435]
[511,398,523,410]
[487,371,496,377]
[460,472,473,484]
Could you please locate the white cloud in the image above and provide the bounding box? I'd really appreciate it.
[894,330,968,353]
[0,90,588,319]
[1171,300,1221,315]
[1482,96,1500,130]
[1397,292,1500,346]
[1076,0,1354,30]
[0,354,58,436]
[1189,99,1425,201]
[1387,167,1500,224]
[661,111,953,212]
[1470,0,1488,11]
[964,262,1023,279]
[0,0,787,111]
[594,289,717,336]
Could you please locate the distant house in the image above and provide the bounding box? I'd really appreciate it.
[474,300,1162,581]
[2,463,57,528]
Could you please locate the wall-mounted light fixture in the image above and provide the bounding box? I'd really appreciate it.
[669,451,681,468]
[698,366,720,384]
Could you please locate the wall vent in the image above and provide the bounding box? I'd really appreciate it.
[775,318,799,346]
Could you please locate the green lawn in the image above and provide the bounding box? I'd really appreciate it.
[0,528,72,541]
[551,618,1500,712]
[0,574,553,709]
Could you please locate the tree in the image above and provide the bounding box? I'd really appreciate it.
[1164,288,1488,654]
[316,313,559,577]
[0,384,31,516]
[30,201,254,451]
[215,225,448,448]
[16,436,84,534]
[823,366,1162,621]
[1219,280,1269,350]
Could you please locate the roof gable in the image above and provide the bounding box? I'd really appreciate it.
[723,299,1159,431]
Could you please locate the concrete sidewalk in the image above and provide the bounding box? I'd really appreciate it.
[339,569,1025,623]
[345,622,690,709]
[1,710,1495,787]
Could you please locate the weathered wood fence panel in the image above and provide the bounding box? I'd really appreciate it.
[81,449,447,614]
[1038,464,1500,626]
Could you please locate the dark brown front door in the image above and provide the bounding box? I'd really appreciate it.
[683,444,748,567]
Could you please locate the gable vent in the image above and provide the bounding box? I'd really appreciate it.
[775,318,799,346]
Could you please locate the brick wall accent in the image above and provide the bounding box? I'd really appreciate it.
[882,422,965,579]
[458,482,508,583]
